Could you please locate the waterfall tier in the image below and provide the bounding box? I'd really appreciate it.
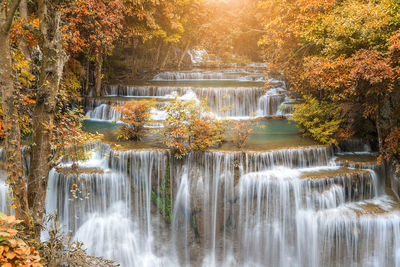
[30,141,399,266]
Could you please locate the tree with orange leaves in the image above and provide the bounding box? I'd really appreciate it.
[162,97,225,158]
[114,100,154,141]
[260,0,400,157]
[62,0,124,96]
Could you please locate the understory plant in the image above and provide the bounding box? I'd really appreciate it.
[39,217,117,267]
[161,97,226,158]
[291,95,342,145]
[114,100,154,141]
[0,214,42,266]
[230,121,254,149]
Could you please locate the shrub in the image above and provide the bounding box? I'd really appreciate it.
[291,95,342,145]
[45,109,103,166]
[114,100,154,141]
[230,121,254,149]
[0,214,42,266]
[162,97,225,158]
[39,218,117,267]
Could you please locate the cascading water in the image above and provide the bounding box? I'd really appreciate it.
[0,176,10,213]
[152,70,265,82]
[1,64,400,267]
[86,65,291,119]
[35,138,400,267]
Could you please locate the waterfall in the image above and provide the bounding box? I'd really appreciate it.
[95,84,290,118]
[152,70,265,82]
[0,137,394,266]
[0,177,10,213]
[2,63,398,266]
[86,103,122,121]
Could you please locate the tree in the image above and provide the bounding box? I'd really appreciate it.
[260,0,400,162]
[162,97,225,158]
[62,0,124,96]
[230,121,253,149]
[113,100,154,141]
[28,0,69,237]
[292,95,342,146]
[0,0,30,224]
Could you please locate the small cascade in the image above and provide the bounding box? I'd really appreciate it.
[86,103,122,121]
[152,70,265,82]
[297,196,400,267]
[188,49,208,65]
[98,85,290,118]
[44,144,174,266]
[0,177,10,213]
[84,65,294,120]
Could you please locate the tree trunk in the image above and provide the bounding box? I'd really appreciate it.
[28,1,67,237]
[0,27,30,224]
[161,47,171,70]
[155,40,162,67]
[18,0,31,62]
[178,42,191,69]
[85,58,90,95]
[0,0,30,224]
[95,53,103,97]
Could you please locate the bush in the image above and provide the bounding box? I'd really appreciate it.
[39,218,117,267]
[230,121,254,149]
[0,214,42,267]
[161,97,225,158]
[114,100,154,141]
[291,95,342,145]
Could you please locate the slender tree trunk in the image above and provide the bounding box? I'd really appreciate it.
[161,47,171,70]
[178,42,191,69]
[95,53,103,97]
[18,0,31,62]
[0,0,30,224]
[28,1,67,237]
[85,58,90,95]
[155,40,162,67]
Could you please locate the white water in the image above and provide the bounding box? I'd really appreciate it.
[1,66,400,266]
[0,178,10,213]
[37,138,400,266]
[152,70,265,82]
[88,82,290,120]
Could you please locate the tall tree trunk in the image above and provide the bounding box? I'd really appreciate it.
[85,58,90,95]
[28,0,67,237]
[95,53,103,97]
[161,47,171,70]
[18,0,31,62]
[0,0,30,224]
[155,40,162,67]
[178,42,191,69]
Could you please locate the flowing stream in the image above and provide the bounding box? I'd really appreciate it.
[0,65,399,266]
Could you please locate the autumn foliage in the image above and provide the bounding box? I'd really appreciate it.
[61,0,123,56]
[114,100,154,141]
[162,98,225,158]
[0,214,42,267]
[230,121,253,149]
[292,96,342,146]
[44,110,103,165]
[260,0,400,159]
